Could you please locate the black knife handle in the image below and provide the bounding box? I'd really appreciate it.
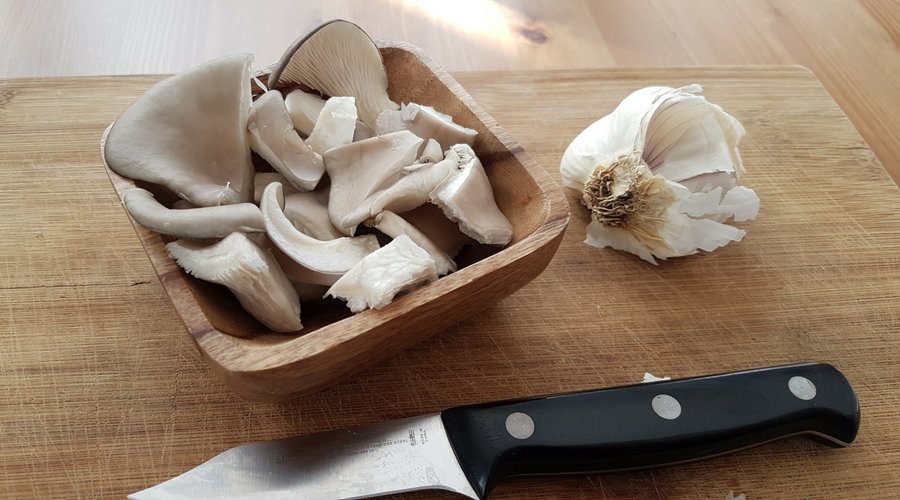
[440,363,859,499]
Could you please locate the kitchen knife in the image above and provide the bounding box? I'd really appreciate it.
[129,362,859,499]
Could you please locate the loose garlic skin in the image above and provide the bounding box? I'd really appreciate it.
[560,85,760,264]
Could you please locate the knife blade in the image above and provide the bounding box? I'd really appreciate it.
[130,362,859,499]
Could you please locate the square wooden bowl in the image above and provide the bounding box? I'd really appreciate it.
[104,40,570,401]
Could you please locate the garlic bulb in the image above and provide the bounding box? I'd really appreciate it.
[560,85,760,264]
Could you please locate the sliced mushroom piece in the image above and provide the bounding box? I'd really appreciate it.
[268,20,398,129]
[368,211,456,276]
[400,203,473,258]
[375,103,478,151]
[251,233,338,294]
[324,130,424,235]
[166,232,302,332]
[123,188,264,239]
[326,235,438,313]
[344,151,459,226]
[253,172,299,203]
[420,138,444,163]
[285,89,375,143]
[284,89,326,136]
[430,144,513,246]
[248,90,324,191]
[171,200,197,210]
[306,96,358,155]
[261,182,379,284]
[353,121,374,142]
[104,54,255,206]
[283,189,344,241]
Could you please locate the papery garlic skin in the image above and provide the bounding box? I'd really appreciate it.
[560,85,760,264]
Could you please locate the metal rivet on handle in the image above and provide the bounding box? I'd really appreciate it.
[788,376,817,400]
[652,394,682,420]
[505,412,535,440]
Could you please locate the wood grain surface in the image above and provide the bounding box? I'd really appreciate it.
[1,66,899,498]
[2,0,900,188]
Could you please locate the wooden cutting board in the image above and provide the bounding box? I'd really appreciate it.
[1,67,898,499]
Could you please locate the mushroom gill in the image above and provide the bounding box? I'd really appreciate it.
[268,19,398,130]
[166,232,302,332]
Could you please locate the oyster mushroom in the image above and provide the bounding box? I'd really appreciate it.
[123,188,265,239]
[166,232,302,332]
[342,148,460,226]
[376,103,477,151]
[400,204,472,258]
[324,130,424,235]
[248,90,325,191]
[268,19,398,129]
[104,54,255,206]
[253,172,299,203]
[420,139,444,163]
[284,89,326,136]
[285,89,375,143]
[283,189,344,241]
[368,211,456,276]
[260,182,379,285]
[326,235,438,313]
[306,96,358,155]
[430,144,513,245]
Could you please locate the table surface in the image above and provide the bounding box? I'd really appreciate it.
[3,2,900,499]
[2,0,900,187]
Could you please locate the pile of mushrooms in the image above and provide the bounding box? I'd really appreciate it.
[103,20,512,333]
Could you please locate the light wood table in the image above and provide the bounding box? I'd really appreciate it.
[2,0,899,186]
[2,2,900,499]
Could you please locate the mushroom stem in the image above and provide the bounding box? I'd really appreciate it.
[123,188,265,239]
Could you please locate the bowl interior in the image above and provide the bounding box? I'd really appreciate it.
[115,43,554,347]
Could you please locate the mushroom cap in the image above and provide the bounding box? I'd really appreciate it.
[123,188,265,239]
[375,104,477,152]
[104,53,255,206]
[248,90,325,191]
[268,19,398,130]
[166,232,302,333]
